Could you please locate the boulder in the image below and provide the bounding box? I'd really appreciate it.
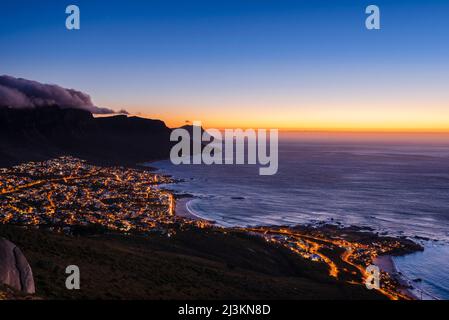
[0,238,35,294]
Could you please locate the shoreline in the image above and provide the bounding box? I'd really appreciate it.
[374,255,420,300]
[174,196,447,300]
[175,198,202,221]
[172,193,423,300]
[0,157,425,300]
[113,162,434,300]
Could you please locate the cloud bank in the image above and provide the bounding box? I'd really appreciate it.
[0,75,122,114]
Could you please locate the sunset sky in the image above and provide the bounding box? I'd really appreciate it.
[1,0,449,131]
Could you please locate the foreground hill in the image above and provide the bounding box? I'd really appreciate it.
[0,225,384,300]
[0,106,172,167]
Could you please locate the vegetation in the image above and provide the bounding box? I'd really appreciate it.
[0,224,385,300]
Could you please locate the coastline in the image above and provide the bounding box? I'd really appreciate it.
[175,198,203,221]
[174,194,448,300]
[374,255,419,300]
[0,161,389,300]
[171,192,423,300]
[0,157,422,300]
[138,169,440,303]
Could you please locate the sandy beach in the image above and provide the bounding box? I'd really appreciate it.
[374,255,397,274]
[175,197,213,223]
[175,198,198,220]
[374,255,421,300]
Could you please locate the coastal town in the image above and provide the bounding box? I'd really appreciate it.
[243,225,422,300]
[0,157,421,300]
[0,157,184,233]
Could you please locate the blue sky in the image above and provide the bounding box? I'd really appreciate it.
[1,0,449,129]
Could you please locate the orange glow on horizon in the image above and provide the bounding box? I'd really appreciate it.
[104,113,449,134]
[98,100,449,133]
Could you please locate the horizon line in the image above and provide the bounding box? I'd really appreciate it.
[95,114,449,134]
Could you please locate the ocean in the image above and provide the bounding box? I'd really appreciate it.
[151,132,449,299]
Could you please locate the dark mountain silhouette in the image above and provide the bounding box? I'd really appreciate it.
[0,106,172,167]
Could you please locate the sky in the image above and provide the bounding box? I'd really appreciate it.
[1,0,449,130]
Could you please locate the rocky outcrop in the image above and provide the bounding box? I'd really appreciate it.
[0,238,35,294]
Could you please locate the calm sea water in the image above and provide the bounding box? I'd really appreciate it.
[152,133,449,299]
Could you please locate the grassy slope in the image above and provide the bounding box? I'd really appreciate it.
[0,225,385,300]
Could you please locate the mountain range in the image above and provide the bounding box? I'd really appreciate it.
[0,106,172,167]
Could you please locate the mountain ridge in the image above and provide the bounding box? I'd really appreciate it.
[0,106,172,167]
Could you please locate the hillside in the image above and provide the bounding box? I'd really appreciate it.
[0,224,385,300]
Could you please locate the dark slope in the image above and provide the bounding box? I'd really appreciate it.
[0,225,385,300]
[0,106,172,167]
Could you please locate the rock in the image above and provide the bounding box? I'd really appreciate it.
[0,238,35,294]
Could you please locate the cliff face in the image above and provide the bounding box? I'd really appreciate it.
[0,106,172,167]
